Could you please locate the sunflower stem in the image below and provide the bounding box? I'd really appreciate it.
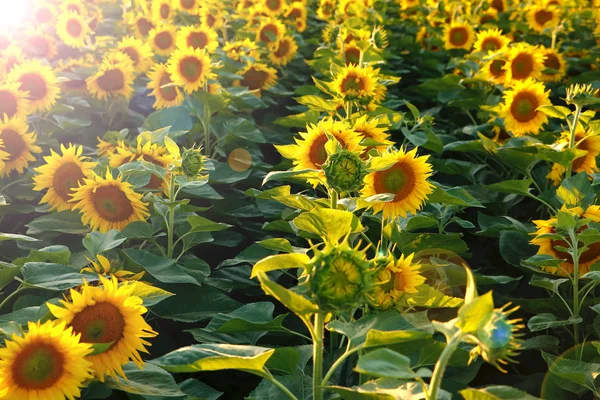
[203,81,212,156]
[565,105,582,179]
[167,174,176,259]
[330,188,338,209]
[0,285,24,312]
[313,312,325,400]
[568,228,581,344]
[428,330,463,400]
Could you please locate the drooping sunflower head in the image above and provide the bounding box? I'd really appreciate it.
[361,148,434,219]
[504,43,545,82]
[223,38,260,61]
[148,24,178,56]
[308,241,374,313]
[147,63,184,110]
[370,253,426,310]
[33,144,96,211]
[353,114,393,156]
[70,170,150,233]
[0,82,30,120]
[0,116,42,176]
[0,320,94,400]
[48,275,158,381]
[176,25,219,52]
[256,17,287,43]
[167,47,214,94]
[268,35,298,66]
[331,64,379,102]
[117,36,154,73]
[540,47,566,82]
[86,52,135,101]
[526,4,561,33]
[56,11,91,48]
[473,28,511,53]
[443,21,475,50]
[234,62,278,94]
[498,78,550,136]
[469,303,524,373]
[7,60,60,113]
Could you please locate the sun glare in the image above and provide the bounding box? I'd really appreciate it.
[0,1,31,31]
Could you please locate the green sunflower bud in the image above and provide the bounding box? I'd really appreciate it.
[181,147,206,178]
[322,149,366,193]
[309,243,373,313]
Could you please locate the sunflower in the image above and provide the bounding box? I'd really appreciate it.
[61,0,87,17]
[0,321,93,400]
[33,144,96,211]
[480,57,508,84]
[0,82,29,121]
[129,14,155,38]
[48,275,158,381]
[223,38,260,61]
[317,0,335,20]
[540,47,566,82]
[353,115,393,155]
[504,43,545,83]
[117,36,154,73]
[268,35,298,66]
[167,47,213,94]
[370,253,426,310]
[285,2,307,22]
[109,139,174,191]
[234,62,278,94]
[489,0,508,12]
[56,11,91,48]
[81,255,145,281]
[147,63,184,109]
[0,45,24,77]
[34,4,56,24]
[338,0,365,19]
[0,117,42,176]
[479,8,498,25]
[198,5,226,29]
[443,22,475,50]
[342,43,362,65]
[97,137,120,157]
[547,126,600,185]
[531,206,600,276]
[86,52,135,101]
[152,0,174,21]
[7,60,60,113]
[175,0,200,12]
[331,64,378,101]
[23,31,58,59]
[261,0,286,16]
[148,24,177,56]
[70,170,150,233]
[527,5,560,33]
[498,78,550,136]
[176,25,219,52]
[256,18,287,43]
[473,28,510,53]
[361,148,434,219]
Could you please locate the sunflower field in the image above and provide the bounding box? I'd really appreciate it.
[3,0,600,399]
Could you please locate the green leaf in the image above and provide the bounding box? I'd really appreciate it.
[104,362,184,397]
[187,216,231,233]
[82,230,126,256]
[460,385,541,400]
[295,94,338,111]
[128,281,174,307]
[457,291,494,333]
[152,286,241,322]
[251,253,310,278]
[0,263,20,291]
[355,348,430,379]
[177,379,223,400]
[20,263,99,291]
[329,378,441,400]
[537,105,571,119]
[12,246,71,267]
[121,249,199,286]
[150,344,275,374]
[542,351,600,393]
[527,313,583,332]
[258,238,294,253]
[26,211,88,235]
[273,111,321,128]
[256,270,318,317]
[557,172,595,208]
[294,208,364,243]
[0,233,38,242]
[529,276,569,293]
[142,106,193,133]
[485,180,532,196]
[262,169,322,185]
[428,185,484,208]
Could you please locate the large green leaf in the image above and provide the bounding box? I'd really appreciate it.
[104,362,184,397]
[20,263,99,291]
[128,281,174,307]
[187,216,232,233]
[82,230,126,256]
[485,180,532,196]
[255,270,318,317]
[121,249,200,286]
[152,286,241,322]
[527,313,583,332]
[355,348,431,379]
[460,386,541,400]
[26,211,88,235]
[251,253,310,278]
[150,344,275,374]
[293,208,364,243]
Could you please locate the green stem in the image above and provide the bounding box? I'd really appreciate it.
[204,82,212,156]
[167,175,176,259]
[262,370,300,400]
[0,286,24,312]
[322,345,356,386]
[330,189,338,210]
[313,312,325,400]
[428,331,462,400]
[565,105,582,179]
[569,229,581,344]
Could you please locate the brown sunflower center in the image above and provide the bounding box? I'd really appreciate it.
[267,0,281,10]
[259,24,278,43]
[155,31,173,50]
[35,7,53,23]
[158,74,178,101]
[205,13,216,27]
[449,27,469,46]
[572,135,591,171]
[121,47,140,65]
[551,225,600,265]
[374,162,416,201]
[2,129,26,161]
[53,162,85,201]
[287,8,302,19]
[340,73,365,93]
[491,0,504,12]
[187,32,208,50]
[66,19,83,37]
[275,40,290,57]
[70,302,126,345]
[180,0,195,9]
[345,47,361,65]
[482,37,502,51]
[544,54,560,71]
[18,73,48,101]
[178,56,203,82]
[510,91,539,122]
[160,4,170,19]
[308,134,346,167]
[534,10,553,26]
[0,91,18,118]
[137,18,154,36]
[67,4,81,14]
[26,36,50,57]
[511,53,534,80]
[241,67,268,90]
[96,69,125,92]
[12,341,65,389]
[489,59,506,77]
[91,185,134,222]
[4,56,19,74]
[480,13,496,24]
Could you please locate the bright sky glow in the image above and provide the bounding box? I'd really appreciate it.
[0,1,30,31]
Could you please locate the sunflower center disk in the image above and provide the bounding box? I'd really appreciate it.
[2,129,26,162]
[490,60,505,77]
[180,57,203,81]
[308,135,330,166]
[181,0,195,9]
[0,91,18,118]
[482,38,500,51]
[13,342,64,389]
[260,25,278,42]
[155,32,173,49]
[92,185,134,222]
[122,47,140,64]
[70,302,126,344]
[160,4,170,19]
[19,73,48,101]
[275,41,290,57]
[66,19,82,37]
[341,74,363,94]
[242,68,268,90]
[158,74,178,101]
[137,18,153,36]
[267,0,281,10]
[544,55,560,71]
[510,92,538,122]
[535,10,553,25]
[375,163,415,200]
[450,28,468,46]
[187,32,208,50]
[97,69,125,92]
[511,54,533,79]
[53,162,85,201]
